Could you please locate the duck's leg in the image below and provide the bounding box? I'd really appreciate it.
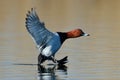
[38,54,46,65]
[51,56,58,64]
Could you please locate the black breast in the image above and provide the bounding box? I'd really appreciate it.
[57,32,67,44]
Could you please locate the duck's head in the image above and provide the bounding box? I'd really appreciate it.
[66,29,90,38]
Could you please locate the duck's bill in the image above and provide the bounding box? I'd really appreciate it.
[83,33,90,36]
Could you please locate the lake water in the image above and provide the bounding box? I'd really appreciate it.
[0,0,120,80]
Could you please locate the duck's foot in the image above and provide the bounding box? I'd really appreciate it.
[57,56,68,65]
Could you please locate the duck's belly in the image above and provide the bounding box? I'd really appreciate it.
[41,33,61,57]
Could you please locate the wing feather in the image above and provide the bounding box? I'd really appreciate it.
[25,8,54,48]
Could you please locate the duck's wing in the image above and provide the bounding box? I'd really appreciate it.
[25,8,54,48]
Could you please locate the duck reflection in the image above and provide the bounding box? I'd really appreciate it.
[38,64,67,80]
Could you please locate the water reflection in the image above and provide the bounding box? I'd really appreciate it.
[38,64,67,80]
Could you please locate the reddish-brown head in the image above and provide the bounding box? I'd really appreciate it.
[66,29,89,38]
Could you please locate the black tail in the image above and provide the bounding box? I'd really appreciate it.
[38,54,46,65]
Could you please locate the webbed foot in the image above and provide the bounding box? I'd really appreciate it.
[57,56,68,65]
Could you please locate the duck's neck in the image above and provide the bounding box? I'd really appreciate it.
[57,32,68,44]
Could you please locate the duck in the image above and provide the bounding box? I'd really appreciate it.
[25,8,89,65]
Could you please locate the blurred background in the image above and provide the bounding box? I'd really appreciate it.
[0,0,120,80]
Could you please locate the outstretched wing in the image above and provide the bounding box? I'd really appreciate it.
[25,8,54,48]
